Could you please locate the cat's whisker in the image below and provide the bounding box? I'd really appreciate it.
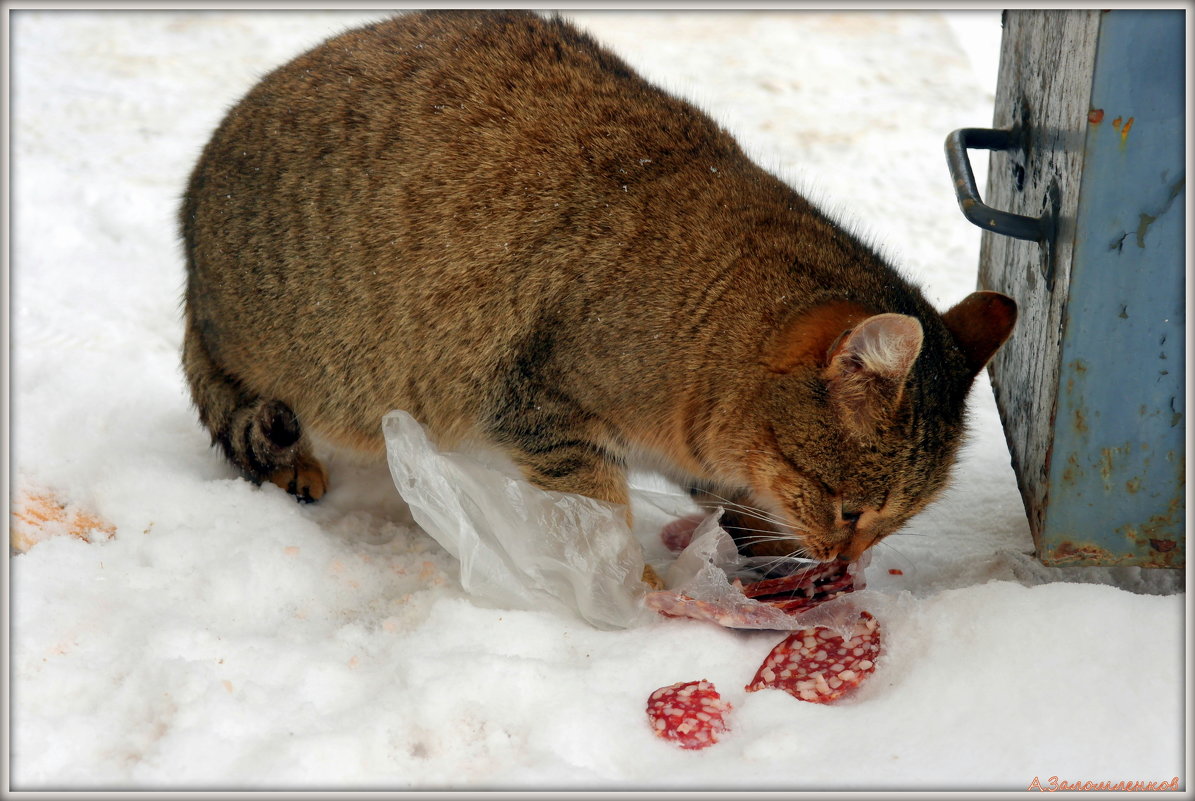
[752,552,799,569]
[745,541,818,565]
[749,550,819,576]
[693,493,783,522]
[874,538,917,574]
[727,534,790,546]
[726,529,789,538]
[721,526,799,538]
[686,487,797,531]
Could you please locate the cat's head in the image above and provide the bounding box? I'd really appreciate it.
[734,291,1016,562]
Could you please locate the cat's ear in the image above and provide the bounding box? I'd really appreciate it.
[941,291,1017,377]
[824,313,923,435]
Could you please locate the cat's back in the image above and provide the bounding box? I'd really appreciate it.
[183,10,754,451]
[230,10,634,134]
[183,10,746,305]
[188,10,729,196]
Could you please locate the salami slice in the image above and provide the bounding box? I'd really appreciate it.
[646,679,732,750]
[745,612,880,703]
[739,561,855,603]
[738,560,842,598]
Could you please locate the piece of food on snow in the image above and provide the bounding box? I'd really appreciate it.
[10,489,116,554]
[646,679,732,750]
[745,612,880,703]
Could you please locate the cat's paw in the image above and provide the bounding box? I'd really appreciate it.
[269,454,328,503]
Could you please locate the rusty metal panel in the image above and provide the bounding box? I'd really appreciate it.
[1043,10,1185,567]
[971,10,1184,567]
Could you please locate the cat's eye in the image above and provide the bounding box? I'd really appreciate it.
[841,507,862,525]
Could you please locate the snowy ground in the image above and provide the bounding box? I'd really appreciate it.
[7,8,1187,792]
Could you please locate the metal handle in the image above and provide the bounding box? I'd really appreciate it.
[945,127,1052,244]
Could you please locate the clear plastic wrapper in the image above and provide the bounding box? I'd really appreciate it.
[383,410,871,631]
[646,512,871,632]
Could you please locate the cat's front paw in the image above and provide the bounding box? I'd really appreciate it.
[269,454,328,503]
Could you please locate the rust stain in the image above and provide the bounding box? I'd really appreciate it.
[1088,108,1105,124]
[1112,116,1123,129]
[1099,448,1117,482]
[1062,453,1083,485]
[1125,478,1142,494]
[1050,535,1181,568]
[1120,116,1135,142]
[1139,490,1183,538]
[1073,407,1088,433]
[1117,488,1186,566]
[1048,540,1119,565]
[1070,359,1088,375]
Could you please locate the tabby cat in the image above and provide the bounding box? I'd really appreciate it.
[181,10,1016,563]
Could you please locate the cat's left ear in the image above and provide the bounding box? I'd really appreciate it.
[824,313,923,435]
[941,291,1018,377]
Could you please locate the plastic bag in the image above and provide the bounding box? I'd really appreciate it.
[383,410,869,631]
[383,410,656,629]
[645,512,872,632]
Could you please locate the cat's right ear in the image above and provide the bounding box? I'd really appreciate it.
[941,291,1018,377]
[823,313,923,436]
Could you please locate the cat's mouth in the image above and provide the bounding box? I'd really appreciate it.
[704,489,881,564]
[794,526,885,563]
[724,516,878,565]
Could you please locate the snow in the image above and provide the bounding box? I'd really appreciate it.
[8,9,1187,792]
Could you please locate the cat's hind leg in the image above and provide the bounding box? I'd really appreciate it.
[182,314,328,501]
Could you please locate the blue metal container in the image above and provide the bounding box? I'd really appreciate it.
[948,10,1184,567]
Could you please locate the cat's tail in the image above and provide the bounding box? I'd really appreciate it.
[181,311,327,501]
